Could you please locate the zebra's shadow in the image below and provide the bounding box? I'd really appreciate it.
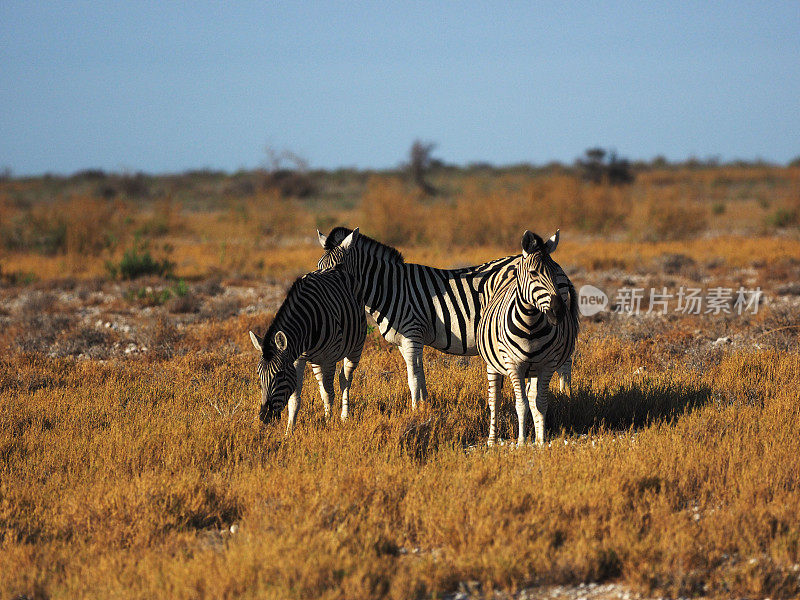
[544,379,714,437]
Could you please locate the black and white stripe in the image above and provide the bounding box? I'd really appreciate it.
[249,247,366,432]
[477,230,579,446]
[316,226,573,408]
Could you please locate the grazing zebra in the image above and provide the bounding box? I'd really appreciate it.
[316,226,573,409]
[478,230,579,446]
[249,243,366,432]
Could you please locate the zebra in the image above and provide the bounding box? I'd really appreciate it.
[316,226,574,409]
[477,230,579,446]
[249,235,366,432]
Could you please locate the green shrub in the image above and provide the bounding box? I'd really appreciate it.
[123,280,189,307]
[106,244,174,280]
[767,208,798,228]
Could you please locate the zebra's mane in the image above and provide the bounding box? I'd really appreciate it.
[566,278,581,332]
[324,226,404,264]
[260,275,310,361]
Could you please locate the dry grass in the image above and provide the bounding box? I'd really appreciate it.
[3,165,799,282]
[2,329,800,599]
[2,165,800,598]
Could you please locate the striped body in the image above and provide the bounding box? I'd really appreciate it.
[477,231,579,445]
[317,227,572,408]
[250,263,366,432]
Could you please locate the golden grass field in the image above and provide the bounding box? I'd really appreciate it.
[2,165,800,598]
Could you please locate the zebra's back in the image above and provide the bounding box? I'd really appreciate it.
[296,268,366,364]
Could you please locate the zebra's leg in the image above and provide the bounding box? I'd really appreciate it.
[523,376,538,435]
[558,358,573,396]
[399,337,428,410]
[338,355,360,421]
[508,364,528,447]
[525,376,539,410]
[286,358,307,435]
[529,370,554,446]
[487,368,503,446]
[311,362,336,420]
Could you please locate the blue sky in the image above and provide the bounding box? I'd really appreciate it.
[1,2,798,175]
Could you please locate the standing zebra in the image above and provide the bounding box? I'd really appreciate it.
[478,230,579,446]
[316,226,573,409]
[249,237,366,432]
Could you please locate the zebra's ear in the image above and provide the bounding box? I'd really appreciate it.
[544,229,560,254]
[274,330,288,352]
[249,330,263,352]
[339,227,359,251]
[317,229,327,248]
[521,230,536,257]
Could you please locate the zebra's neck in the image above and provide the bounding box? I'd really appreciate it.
[356,252,405,323]
[511,289,549,334]
[268,308,311,366]
[477,256,519,303]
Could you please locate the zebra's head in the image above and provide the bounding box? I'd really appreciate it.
[517,229,567,326]
[249,329,296,424]
[316,227,360,271]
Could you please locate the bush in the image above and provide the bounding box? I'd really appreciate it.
[577,147,634,185]
[262,169,315,198]
[407,139,438,195]
[0,196,123,255]
[644,201,708,241]
[106,243,174,280]
[360,176,425,246]
[766,208,798,228]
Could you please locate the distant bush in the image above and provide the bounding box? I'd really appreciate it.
[93,172,151,199]
[643,201,708,241]
[0,196,123,255]
[577,148,634,185]
[135,198,183,237]
[106,243,174,280]
[119,172,151,198]
[360,176,425,245]
[124,280,193,310]
[261,146,315,198]
[407,139,438,196]
[70,169,107,180]
[767,208,798,228]
[262,169,315,198]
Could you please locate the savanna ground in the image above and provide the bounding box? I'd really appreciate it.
[2,163,800,599]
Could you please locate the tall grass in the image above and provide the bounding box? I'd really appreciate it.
[357,171,767,249]
[2,332,800,599]
[2,165,799,281]
[0,195,127,255]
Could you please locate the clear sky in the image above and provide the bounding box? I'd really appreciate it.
[1,2,798,176]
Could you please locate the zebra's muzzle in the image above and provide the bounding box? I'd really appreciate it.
[259,403,281,424]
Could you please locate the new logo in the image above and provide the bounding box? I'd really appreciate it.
[578,284,608,316]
